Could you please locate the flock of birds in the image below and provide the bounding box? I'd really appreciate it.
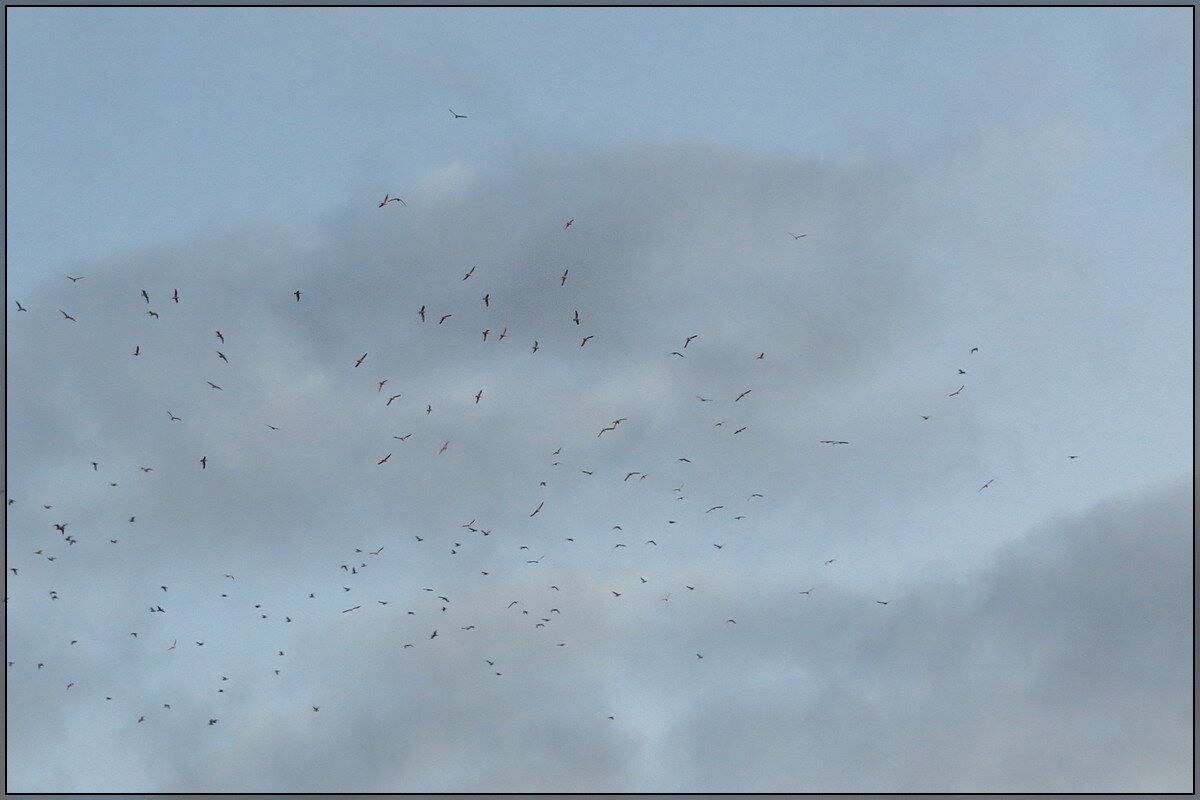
[5,106,1046,741]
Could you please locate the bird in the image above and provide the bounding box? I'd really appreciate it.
[66,275,83,282]
[978,479,994,492]
[530,502,544,517]
[200,456,207,469]
[921,415,930,420]
[825,559,835,565]
[474,390,483,404]
[735,390,752,402]
[393,433,411,441]
[215,331,224,342]
[532,340,540,353]
[141,289,150,303]
[378,194,405,207]
[611,591,621,597]
[217,351,228,363]
[684,334,698,348]
[819,440,850,445]
[876,600,889,605]
[146,310,159,318]
[438,314,452,324]
[788,232,807,239]
[798,588,814,595]
[378,453,392,465]
[438,441,449,454]
[948,385,965,397]
[418,305,426,322]
[713,544,724,549]
[463,266,475,280]
[59,310,76,321]
[1068,455,1078,459]
[580,336,594,347]
[294,290,301,302]
[756,352,764,359]
[266,424,280,430]
[377,380,388,392]
[208,719,218,726]
[341,606,360,613]
[370,547,384,555]
[207,382,222,390]
[573,309,580,325]
[748,493,764,499]
[705,505,724,513]
[430,630,438,639]
[172,289,179,303]
[696,396,711,402]
[564,219,574,229]
[678,458,691,463]
[15,300,26,311]
[671,352,685,358]
[386,394,402,406]
[355,353,368,367]
[312,706,320,712]
[696,653,704,659]
[726,619,737,624]
[733,427,747,434]
[560,269,569,286]
[482,293,489,307]
[133,346,140,356]
[958,369,966,374]
[449,109,467,118]
[167,640,177,650]
[970,347,979,353]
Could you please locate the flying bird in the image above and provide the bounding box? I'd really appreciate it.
[378,194,406,207]
[580,336,594,347]
[217,351,228,363]
[207,382,222,390]
[59,310,76,321]
[200,456,207,469]
[146,310,159,318]
[733,426,747,434]
[294,290,301,302]
[529,501,544,517]
[172,289,179,303]
[798,588,814,595]
[386,394,402,406]
[66,275,83,282]
[355,353,367,367]
[705,505,724,513]
[462,266,475,280]
[140,289,150,303]
[378,453,392,465]
[573,309,580,325]
[564,219,574,229]
[449,109,467,118]
[958,369,966,374]
[482,294,489,307]
[133,346,140,356]
[215,331,224,342]
[978,479,994,492]
[474,390,483,403]
[341,606,361,613]
[531,340,540,353]
[876,600,889,605]
[788,232,807,239]
[266,424,279,430]
[438,314,452,324]
[560,269,569,286]
[819,440,850,445]
[948,385,965,397]
[377,380,388,392]
[418,305,426,321]
[684,335,698,348]
[970,347,979,353]
[15,301,26,311]
[167,640,177,650]
[735,390,752,402]
[438,441,449,454]
[393,433,411,440]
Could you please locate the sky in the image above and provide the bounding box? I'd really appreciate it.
[4,6,1194,794]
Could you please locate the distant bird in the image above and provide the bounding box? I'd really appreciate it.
[733,427,747,434]
[958,369,966,374]
[798,588,814,595]
[474,390,483,404]
[756,352,764,359]
[611,591,621,597]
[449,109,467,119]
[978,479,994,492]
[876,600,889,605]
[696,653,703,659]
[482,293,489,307]
[560,269,569,286]
[921,415,930,420]
[15,301,26,311]
[207,381,222,390]
[167,639,177,650]
[696,396,711,402]
[418,305,426,322]
[377,453,392,465]
[726,619,737,624]
[573,309,580,325]
[735,390,752,402]
[684,335,698,348]
[341,606,360,613]
[370,547,384,555]
[788,232,807,239]
[820,440,850,445]
[671,352,685,358]
[266,424,279,430]
[59,310,76,321]
[378,194,405,207]
[970,347,979,353]
[1068,455,1078,459]
[713,544,724,549]
[948,385,964,397]
[530,501,544,517]
[200,456,207,469]
[141,289,150,303]
[377,380,388,392]
[312,706,320,712]
[208,719,218,725]
[294,290,301,302]
[66,275,83,282]
[705,505,723,513]
[92,462,99,470]
[463,266,475,280]
[532,340,540,353]
[748,493,763,499]
[386,394,402,406]
[172,289,179,303]
[564,219,574,229]
[580,336,594,347]
[430,630,438,639]
[355,353,368,367]
[393,433,412,441]
[438,314,452,324]
[133,345,140,356]
[215,331,224,342]
[146,310,159,318]
[217,351,228,363]
[678,458,691,463]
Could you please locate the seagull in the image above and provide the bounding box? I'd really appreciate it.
[696,396,711,402]
[671,351,685,358]
[580,336,594,347]
[430,630,438,639]
[819,440,850,445]
[971,347,979,353]
[449,109,467,118]
[66,275,83,282]
[825,559,835,565]
[370,547,384,555]
[141,289,150,303]
[705,505,723,513]
[377,380,388,392]
[438,314,452,324]
[378,194,406,207]
[564,219,574,229]
[560,269,569,286]
[1068,455,1078,459]
[788,232,807,239]
[418,305,426,322]
[876,600,889,605]
[978,479,994,492]
[532,340,540,353]
[726,619,737,624]
[133,346,140,356]
[958,369,966,375]
[756,352,764,359]
[735,389,752,402]
[217,351,228,363]
[341,606,360,613]
[146,310,159,318]
[798,588,814,595]
[386,394,402,406]
[529,501,544,517]
[59,310,76,321]
[172,289,179,303]
[696,653,704,659]
[393,433,411,441]
[15,300,26,311]
[463,266,475,280]
[200,456,207,469]
[733,426,747,434]
[266,424,279,430]
[573,309,580,325]
[378,453,392,465]
[678,458,691,462]
[921,415,930,420]
[294,290,301,302]
[355,353,367,367]
[713,543,724,549]
[215,331,224,342]
[482,293,489,307]
[207,382,222,390]
[167,639,177,650]
[948,385,965,397]
[474,390,483,403]
[684,335,698,348]
[438,441,449,454]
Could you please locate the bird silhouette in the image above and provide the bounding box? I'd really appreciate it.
[59,310,76,321]
[449,109,467,118]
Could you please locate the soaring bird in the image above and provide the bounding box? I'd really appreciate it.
[876,600,889,605]
[133,346,140,356]
[386,394,402,406]
[438,441,450,454]
[560,269,569,286]
[788,232,807,239]
[66,275,83,282]
[733,427,747,434]
[378,194,405,207]
[529,501,544,517]
[393,433,411,440]
[215,331,224,342]
[482,294,489,307]
[958,369,966,375]
[377,453,392,465]
[705,506,724,513]
[735,389,752,402]
[418,305,426,322]
[948,385,965,397]
[217,351,228,363]
[172,289,179,303]
[167,639,177,650]
[474,390,483,404]
[970,347,979,353]
[59,310,76,321]
[207,381,222,390]
[377,380,388,392]
[200,456,207,469]
[825,559,835,565]
[438,314,452,324]
[580,336,594,347]
[978,479,994,492]
[573,309,580,325]
[15,300,26,312]
[430,630,438,639]
[684,334,698,348]
[820,440,850,445]
[696,396,711,402]
[798,588,814,595]
[355,353,367,367]
[463,266,475,280]
[266,424,280,430]
[564,219,574,229]
[141,290,150,303]
[341,606,361,613]
[294,290,301,302]
[449,109,467,118]
[532,340,540,353]
[146,310,159,318]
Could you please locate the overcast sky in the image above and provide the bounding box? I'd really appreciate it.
[5,7,1193,794]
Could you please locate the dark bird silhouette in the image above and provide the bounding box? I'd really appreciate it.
[482,293,489,307]
[671,351,685,358]
[147,310,159,318]
[706,505,723,513]
[215,330,224,343]
[387,394,402,406]
[733,426,747,434]
[532,340,540,353]
[217,351,228,363]
[418,305,426,322]
[141,289,150,303]
[377,380,388,392]
[580,336,594,347]
[294,290,301,302]
[266,424,279,430]
[921,415,930,420]
[756,352,764,359]
[341,606,360,613]
[393,433,412,441]
[564,219,574,229]
[798,588,814,595]
[820,440,850,445]
[207,381,222,390]
[168,411,183,422]
[971,347,979,353]
[696,396,711,402]
[825,559,835,565]
[788,232,807,239]
[560,269,569,286]
[355,353,367,367]
[378,194,406,207]
[133,345,140,356]
[15,300,26,311]
[449,109,467,118]
[66,275,83,282]
[378,453,392,465]
[684,334,698,348]
[463,266,475,280]
[948,385,964,397]
[200,456,207,469]
[172,289,179,303]
[696,653,704,659]
[713,543,724,549]
[876,600,889,605]
[735,389,752,402]
[438,441,449,454]
[958,369,966,374]
[438,314,452,324]
[978,479,994,492]
[430,630,438,639]
[59,310,76,321]
[474,390,483,403]
[573,309,580,325]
